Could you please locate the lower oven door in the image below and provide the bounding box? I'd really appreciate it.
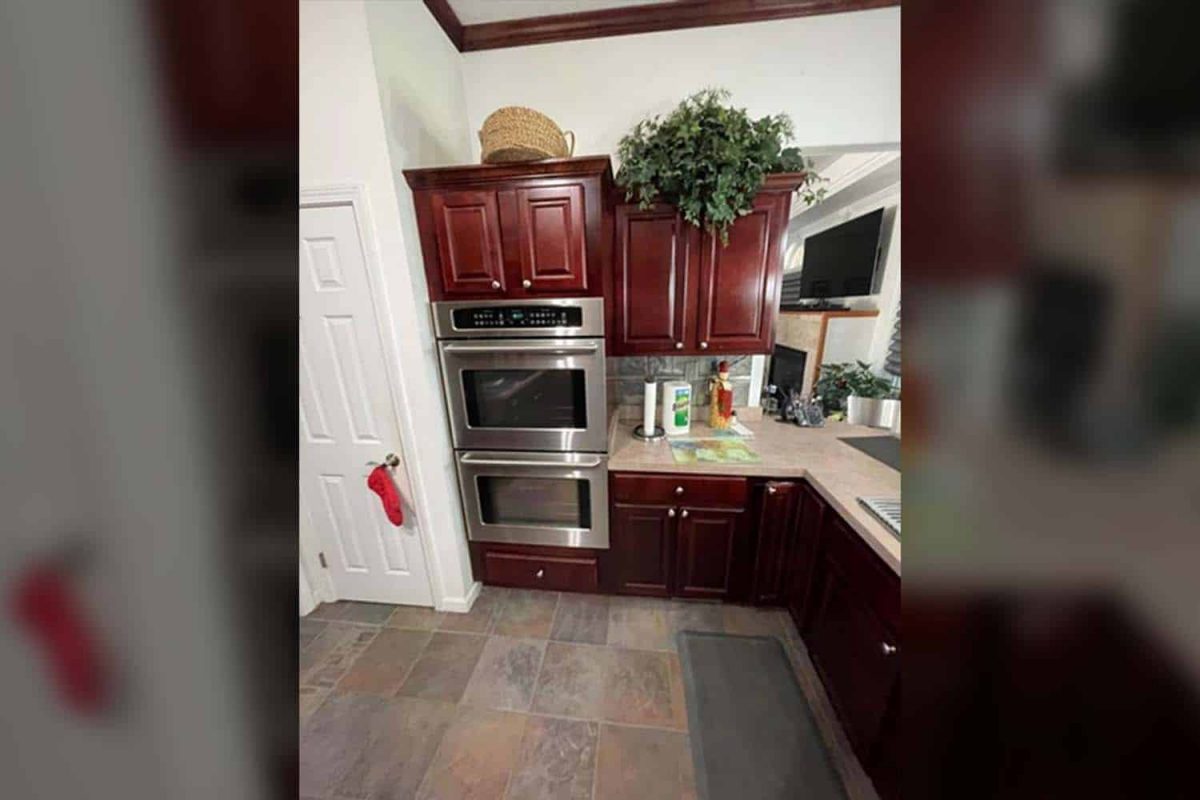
[456,451,609,549]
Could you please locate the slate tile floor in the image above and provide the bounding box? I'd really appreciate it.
[301,589,878,800]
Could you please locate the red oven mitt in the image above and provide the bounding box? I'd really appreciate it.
[367,465,404,526]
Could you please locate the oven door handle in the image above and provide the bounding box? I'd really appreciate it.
[441,342,599,355]
[460,454,604,468]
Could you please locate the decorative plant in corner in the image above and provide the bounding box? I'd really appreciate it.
[616,88,826,243]
[816,361,893,422]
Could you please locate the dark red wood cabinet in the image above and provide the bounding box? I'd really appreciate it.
[404,157,612,301]
[469,542,601,593]
[608,501,674,597]
[750,480,801,605]
[786,482,829,627]
[804,514,900,796]
[611,174,802,355]
[674,506,745,600]
[603,472,751,601]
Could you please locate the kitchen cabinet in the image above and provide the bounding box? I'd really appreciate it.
[608,502,674,597]
[604,472,750,600]
[674,506,745,599]
[610,174,803,355]
[612,204,695,353]
[805,513,900,766]
[749,480,800,605]
[429,189,506,295]
[786,482,828,628]
[404,157,611,302]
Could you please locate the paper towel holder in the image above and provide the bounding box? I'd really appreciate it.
[633,424,666,441]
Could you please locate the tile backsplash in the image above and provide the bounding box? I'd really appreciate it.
[607,355,755,417]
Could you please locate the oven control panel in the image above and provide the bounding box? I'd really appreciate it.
[452,306,584,329]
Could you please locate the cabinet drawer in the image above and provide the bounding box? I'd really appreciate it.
[611,473,748,508]
[483,550,599,592]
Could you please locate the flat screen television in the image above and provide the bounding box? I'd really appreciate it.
[785,207,886,302]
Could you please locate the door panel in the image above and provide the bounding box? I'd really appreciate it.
[806,554,899,759]
[430,190,505,295]
[609,502,675,596]
[751,480,799,605]
[695,193,788,352]
[675,507,743,600]
[613,205,694,354]
[515,184,587,293]
[300,200,433,606]
[788,483,828,630]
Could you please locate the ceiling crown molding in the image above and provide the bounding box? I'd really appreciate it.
[424,0,900,53]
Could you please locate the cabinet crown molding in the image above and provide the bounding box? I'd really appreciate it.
[404,155,613,190]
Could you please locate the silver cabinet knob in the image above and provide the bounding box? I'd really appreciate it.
[700,341,708,350]
[667,508,676,518]
[522,279,532,288]
[490,279,501,289]
[881,642,897,656]
[674,342,683,350]
[767,485,777,495]
[680,509,689,518]
[535,568,545,579]
[674,486,684,496]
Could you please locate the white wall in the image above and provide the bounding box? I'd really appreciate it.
[300,0,477,611]
[460,7,900,161]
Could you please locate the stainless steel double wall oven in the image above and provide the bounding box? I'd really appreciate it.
[434,297,609,549]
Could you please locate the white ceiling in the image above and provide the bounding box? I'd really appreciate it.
[448,0,674,26]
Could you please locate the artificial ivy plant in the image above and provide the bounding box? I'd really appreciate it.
[616,88,825,242]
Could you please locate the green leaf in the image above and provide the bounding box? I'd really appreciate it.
[615,88,824,242]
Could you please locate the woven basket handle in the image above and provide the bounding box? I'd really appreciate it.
[563,130,575,157]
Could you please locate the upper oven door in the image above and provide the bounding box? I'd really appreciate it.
[439,337,608,452]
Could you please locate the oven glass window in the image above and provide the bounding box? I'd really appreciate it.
[477,477,591,528]
[462,369,587,429]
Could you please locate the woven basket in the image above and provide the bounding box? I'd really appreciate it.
[479,106,574,164]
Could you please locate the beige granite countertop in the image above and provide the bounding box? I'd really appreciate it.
[608,411,902,574]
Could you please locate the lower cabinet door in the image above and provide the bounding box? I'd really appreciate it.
[674,506,745,600]
[787,483,827,630]
[751,480,799,605]
[806,555,900,759]
[608,502,675,596]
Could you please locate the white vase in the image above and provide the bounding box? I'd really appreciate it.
[876,398,901,430]
[846,395,882,426]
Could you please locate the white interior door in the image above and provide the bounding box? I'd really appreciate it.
[300,199,433,606]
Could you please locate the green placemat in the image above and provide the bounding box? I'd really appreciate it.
[669,439,761,464]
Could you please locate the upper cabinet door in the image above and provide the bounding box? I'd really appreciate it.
[513,184,587,294]
[430,190,506,296]
[613,204,694,354]
[695,192,789,353]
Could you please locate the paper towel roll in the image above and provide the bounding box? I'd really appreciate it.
[661,381,691,435]
[642,378,657,433]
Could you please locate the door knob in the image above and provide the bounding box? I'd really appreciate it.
[522,279,532,288]
[767,484,778,494]
[667,508,676,518]
[881,642,897,656]
[535,568,545,579]
[680,509,689,518]
[674,486,684,496]
[700,341,708,350]
[674,342,683,350]
[490,279,501,289]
